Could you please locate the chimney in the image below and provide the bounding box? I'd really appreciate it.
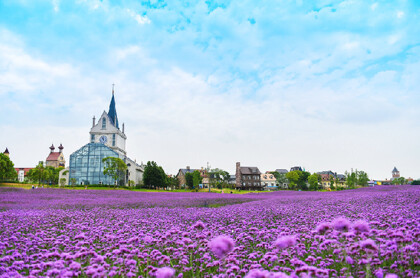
[92,116,96,127]
[236,162,241,189]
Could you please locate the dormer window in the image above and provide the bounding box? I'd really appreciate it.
[102,118,106,129]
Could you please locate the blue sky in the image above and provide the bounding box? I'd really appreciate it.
[1,0,419,179]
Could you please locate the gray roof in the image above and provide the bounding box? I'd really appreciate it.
[275,169,288,174]
[179,168,199,175]
[240,167,261,175]
[392,167,399,173]
[317,170,335,176]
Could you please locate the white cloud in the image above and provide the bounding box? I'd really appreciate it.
[126,9,151,25]
[52,0,59,12]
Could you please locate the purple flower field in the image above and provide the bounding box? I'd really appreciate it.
[0,186,419,277]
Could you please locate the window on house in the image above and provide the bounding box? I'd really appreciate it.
[91,134,95,143]
[102,118,106,129]
[112,134,116,146]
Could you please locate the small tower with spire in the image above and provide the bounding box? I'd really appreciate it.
[3,148,9,157]
[58,144,64,153]
[49,144,55,153]
[392,167,400,180]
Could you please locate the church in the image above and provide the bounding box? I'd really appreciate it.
[61,87,144,186]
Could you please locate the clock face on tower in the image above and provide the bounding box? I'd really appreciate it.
[99,135,108,144]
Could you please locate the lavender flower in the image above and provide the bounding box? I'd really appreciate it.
[352,220,370,233]
[208,235,235,258]
[274,236,296,249]
[360,239,378,252]
[332,217,351,232]
[155,267,176,278]
[315,222,332,234]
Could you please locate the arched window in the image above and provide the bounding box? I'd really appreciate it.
[102,118,106,129]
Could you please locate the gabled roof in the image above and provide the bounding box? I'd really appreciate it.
[46,152,61,161]
[14,168,33,175]
[240,167,261,175]
[178,168,199,175]
[275,169,288,174]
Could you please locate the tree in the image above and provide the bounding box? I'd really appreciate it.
[308,173,319,191]
[102,157,127,186]
[357,171,369,186]
[209,168,230,189]
[0,153,17,182]
[26,162,46,186]
[59,178,66,187]
[329,175,335,190]
[297,171,310,190]
[392,177,406,185]
[286,171,299,190]
[166,176,179,190]
[185,172,194,189]
[345,169,369,187]
[143,161,166,189]
[192,170,202,189]
[70,178,76,186]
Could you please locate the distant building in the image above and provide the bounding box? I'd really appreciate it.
[176,166,207,188]
[14,167,33,182]
[46,144,65,168]
[235,162,262,190]
[3,148,9,157]
[317,171,346,189]
[391,167,400,180]
[290,166,302,172]
[68,86,144,186]
[261,172,278,190]
[275,169,288,174]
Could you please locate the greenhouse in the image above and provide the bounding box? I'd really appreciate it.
[69,143,120,185]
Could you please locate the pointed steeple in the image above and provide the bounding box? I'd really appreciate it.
[108,84,119,129]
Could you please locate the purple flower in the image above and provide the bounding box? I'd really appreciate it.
[346,256,354,265]
[360,239,378,252]
[315,222,332,234]
[384,274,398,278]
[69,262,81,271]
[332,217,351,232]
[155,267,176,278]
[274,236,296,249]
[208,235,235,258]
[192,220,206,230]
[245,269,270,278]
[352,220,370,233]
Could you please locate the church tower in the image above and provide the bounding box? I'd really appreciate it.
[89,85,127,156]
[392,167,400,179]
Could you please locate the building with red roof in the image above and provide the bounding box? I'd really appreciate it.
[46,144,65,168]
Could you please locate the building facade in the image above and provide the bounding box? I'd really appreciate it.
[45,144,65,168]
[67,87,144,186]
[261,172,278,190]
[235,162,262,190]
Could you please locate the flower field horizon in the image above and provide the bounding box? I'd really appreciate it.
[0,186,419,277]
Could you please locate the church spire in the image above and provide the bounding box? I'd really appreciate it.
[108,84,119,129]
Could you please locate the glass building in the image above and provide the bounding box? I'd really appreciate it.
[69,143,120,185]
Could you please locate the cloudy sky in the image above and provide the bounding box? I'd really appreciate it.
[1,0,419,179]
